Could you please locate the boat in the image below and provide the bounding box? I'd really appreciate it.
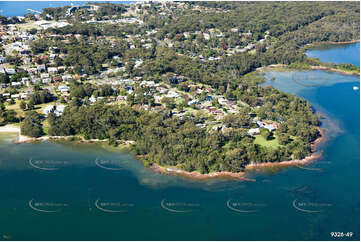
[353,86,359,90]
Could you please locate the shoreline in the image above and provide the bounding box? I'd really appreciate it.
[257,64,360,77]
[149,163,255,181]
[327,39,360,44]
[306,39,360,47]
[0,125,325,181]
[309,66,360,76]
[0,124,135,145]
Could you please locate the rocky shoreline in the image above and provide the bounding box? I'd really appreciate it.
[149,163,254,181]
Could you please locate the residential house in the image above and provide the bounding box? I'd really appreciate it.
[248,128,260,135]
[166,90,180,98]
[11,94,20,99]
[37,64,46,73]
[48,67,58,75]
[54,105,65,116]
[43,105,55,116]
[5,68,16,75]
[62,75,72,82]
[58,85,69,93]
[20,92,28,99]
[11,81,21,86]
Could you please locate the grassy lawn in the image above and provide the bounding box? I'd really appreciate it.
[254,135,282,148]
[42,119,50,135]
[6,101,25,117]
[6,101,57,119]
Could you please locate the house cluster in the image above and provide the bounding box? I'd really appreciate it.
[43,104,66,116]
[247,120,278,136]
[0,2,277,139]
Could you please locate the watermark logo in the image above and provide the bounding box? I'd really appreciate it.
[161,199,201,213]
[290,72,341,88]
[292,199,332,213]
[28,199,69,213]
[226,199,267,213]
[94,198,134,213]
[94,158,123,171]
[28,158,69,171]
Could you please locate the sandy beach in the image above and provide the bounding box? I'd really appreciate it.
[0,124,21,133]
[0,125,32,143]
[0,125,43,143]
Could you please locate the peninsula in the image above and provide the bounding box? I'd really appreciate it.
[0,2,359,176]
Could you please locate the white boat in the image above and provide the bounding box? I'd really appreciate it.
[353,86,359,90]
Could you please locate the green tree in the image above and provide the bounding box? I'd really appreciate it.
[20,101,27,111]
[21,111,43,137]
[260,129,272,140]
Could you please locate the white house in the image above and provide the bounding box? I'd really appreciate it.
[58,85,69,93]
[21,77,29,84]
[140,80,155,87]
[20,92,28,99]
[48,67,58,74]
[89,96,97,103]
[62,75,72,82]
[49,54,57,60]
[166,90,180,98]
[43,105,55,115]
[5,68,16,75]
[11,81,21,86]
[256,121,276,132]
[54,105,65,116]
[188,99,199,106]
[42,78,51,84]
[37,64,46,72]
[134,59,143,68]
[11,94,20,99]
[248,128,260,135]
[40,73,50,79]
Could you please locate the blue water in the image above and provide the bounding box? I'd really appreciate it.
[306,42,360,66]
[0,1,131,17]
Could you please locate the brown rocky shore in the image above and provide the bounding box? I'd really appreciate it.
[149,163,255,181]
